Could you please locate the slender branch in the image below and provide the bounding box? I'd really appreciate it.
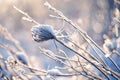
[39,47,101,79]
[55,39,110,79]
[13,5,40,25]
[44,1,120,75]
[44,1,108,66]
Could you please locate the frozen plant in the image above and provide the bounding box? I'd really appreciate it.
[0,0,120,80]
[31,25,56,42]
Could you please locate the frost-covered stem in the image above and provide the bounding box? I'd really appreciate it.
[57,38,120,77]
[65,38,102,64]
[40,48,101,79]
[39,47,71,67]
[83,66,103,79]
[21,64,47,73]
[0,26,25,53]
[42,72,101,79]
[13,6,40,25]
[55,39,110,80]
[85,34,120,72]
[82,36,108,67]
[77,56,85,72]
[39,47,101,79]
[44,1,120,73]
[44,1,107,66]
[0,43,44,80]
[70,67,98,79]
[60,48,73,67]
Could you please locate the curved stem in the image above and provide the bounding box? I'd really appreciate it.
[55,39,110,80]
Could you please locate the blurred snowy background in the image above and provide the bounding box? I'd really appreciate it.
[0,0,117,76]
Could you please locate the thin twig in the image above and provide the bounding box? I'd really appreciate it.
[13,5,40,25]
[44,1,108,66]
[55,39,110,79]
[44,1,120,76]
[39,47,101,79]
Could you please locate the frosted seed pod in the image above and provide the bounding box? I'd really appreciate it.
[31,24,56,42]
[16,52,28,65]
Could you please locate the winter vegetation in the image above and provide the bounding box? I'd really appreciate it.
[0,0,120,80]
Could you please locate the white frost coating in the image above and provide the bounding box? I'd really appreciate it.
[105,54,111,58]
[103,39,113,52]
[31,24,55,36]
[44,75,51,80]
[31,24,56,42]
[47,68,62,75]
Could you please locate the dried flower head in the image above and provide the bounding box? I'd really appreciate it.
[31,24,56,42]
